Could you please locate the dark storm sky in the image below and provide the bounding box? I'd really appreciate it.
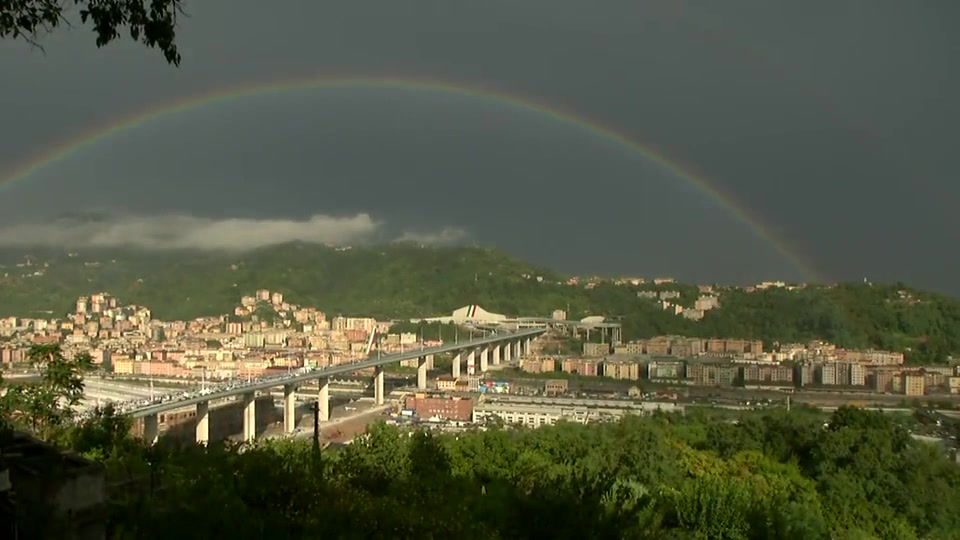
[0,1,958,293]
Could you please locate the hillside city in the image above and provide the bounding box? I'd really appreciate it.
[3,284,959,433]
[4,263,960,539]
[0,287,946,389]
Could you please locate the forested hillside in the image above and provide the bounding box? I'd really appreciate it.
[1,244,958,361]
[32,405,960,539]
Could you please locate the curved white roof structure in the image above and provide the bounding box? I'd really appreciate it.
[450,304,507,323]
[417,304,507,324]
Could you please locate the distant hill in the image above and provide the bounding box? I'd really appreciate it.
[0,243,566,320]
[0,242,958,363]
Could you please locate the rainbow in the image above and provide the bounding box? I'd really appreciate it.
[0,75,820,280]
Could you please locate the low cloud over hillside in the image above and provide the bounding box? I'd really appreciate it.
[0,213,468,250]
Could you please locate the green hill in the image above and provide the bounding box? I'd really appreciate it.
[0,243,958,362]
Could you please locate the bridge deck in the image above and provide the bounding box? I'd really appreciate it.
[128,328,544,418]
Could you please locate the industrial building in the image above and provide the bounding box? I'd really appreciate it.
[472,396,683,428]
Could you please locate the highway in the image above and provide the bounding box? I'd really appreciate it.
[80,379,179,409]
[124,328,544,419]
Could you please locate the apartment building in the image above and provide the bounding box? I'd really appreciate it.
[687,362,739,387]
[648,360,685,381]
[670,338,704,357]
[583,342,611,357]
[644,337,671,355]
[705,339,763,356]
[602,360,641,381]
[614,342,644,355]
[850,363,866,386]
[870,367,902,393]
[903,373,926,396]
[520,357,556,374]
[741,364,794,387]
[621,336,705,357]
[817,363,836,385]
[0,347,27,365]
[561,359,600,376]
[834,349,904,366]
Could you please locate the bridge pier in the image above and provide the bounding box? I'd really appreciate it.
[283,384,297,433]
[466,348,476,376]
[492,344,501,365]
[374,365,385,405]
[143,413,159,445]
[318,378,330,422]
[503,341,512,363]
[479,347,489,373]
[196,401,210,444]
[452,353,461,378]
[417,356,428,390]
[242,391,256,442]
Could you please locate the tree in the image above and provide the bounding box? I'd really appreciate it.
[0,343,92,437]
[0,0,183,64]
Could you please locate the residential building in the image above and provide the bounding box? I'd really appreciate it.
[603,360,641,381]
[687,362,739,387]
[543,379,569,396]
[818,363,838,385]
[904,373,925,396]
[561,359,601,376]
[583,342,611,357]
[435,376,457,392]
[648,360,685,381]
[404,394,473,421]
[520,357,555,374]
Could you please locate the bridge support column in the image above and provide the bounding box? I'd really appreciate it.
[318,378,330,422]
[503,341,512,363]
[479,347,488,373]
[143,413,159,445]
[417,356,428,390]
[492,344,501,365]
[466,349,476,376]
[524,337,531,356]
[512,340,520,360]
[283,384,297,433]
[425,354,434,369]
[452,353,461,378]
[374,365,385,405]
[196,401,209,445]
[242,391,256,443]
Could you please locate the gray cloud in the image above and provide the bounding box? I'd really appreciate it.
[394,228,468,246]
[0,213,468,250]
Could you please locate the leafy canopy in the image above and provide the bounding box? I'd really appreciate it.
[0,0,183,64]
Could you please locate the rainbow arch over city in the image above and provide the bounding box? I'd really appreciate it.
[0,75,821,281]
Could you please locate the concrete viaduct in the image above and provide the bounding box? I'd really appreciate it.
[127,328,545,445]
